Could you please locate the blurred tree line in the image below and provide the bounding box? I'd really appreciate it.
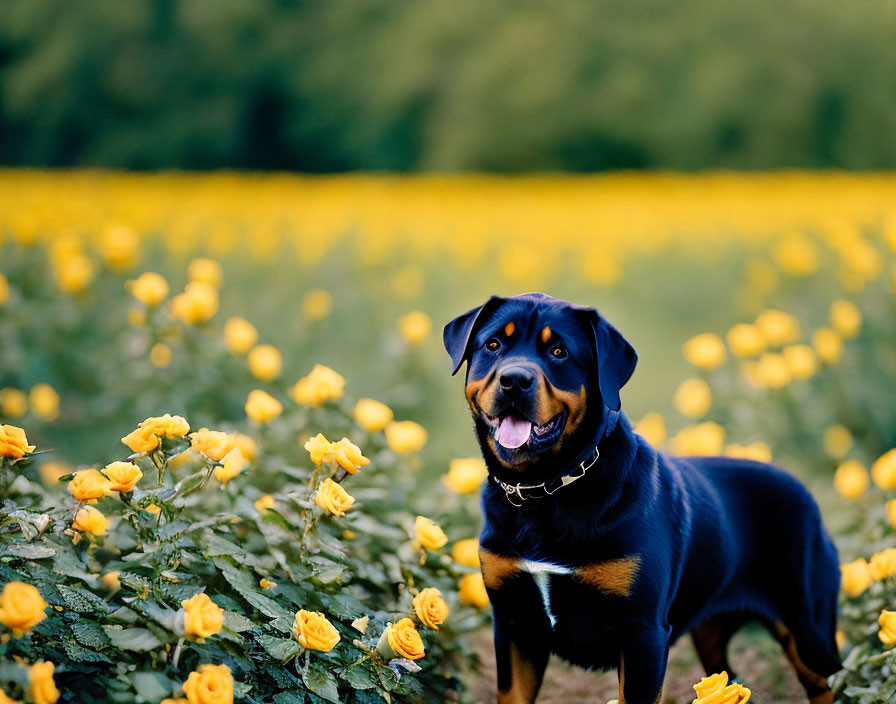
[2,0,896,172]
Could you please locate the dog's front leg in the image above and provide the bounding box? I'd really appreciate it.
[494,615,549,704]
[618,628,670,704]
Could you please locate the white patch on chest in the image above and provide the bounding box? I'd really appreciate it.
[518,560,572,627]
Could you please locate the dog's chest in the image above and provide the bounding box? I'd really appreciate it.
[518,559,576,627]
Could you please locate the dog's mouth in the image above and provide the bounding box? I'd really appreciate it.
[479,406,567,450]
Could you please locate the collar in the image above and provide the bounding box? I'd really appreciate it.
[492,444,601,507]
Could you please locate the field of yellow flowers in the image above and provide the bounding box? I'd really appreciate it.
[2,170,896,703]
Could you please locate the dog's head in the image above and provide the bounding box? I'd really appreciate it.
[444,293,637,472]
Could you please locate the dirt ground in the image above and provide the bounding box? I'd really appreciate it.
[467,624,809,704]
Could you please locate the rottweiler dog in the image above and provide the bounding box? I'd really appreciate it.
[443,293,841,704]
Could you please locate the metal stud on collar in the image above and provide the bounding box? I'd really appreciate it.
[493,446,600,506]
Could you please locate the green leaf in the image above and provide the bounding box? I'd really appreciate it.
[273,692,305,704]
[214,558,291,618]
[302,662,341,703]
[62,638,113,663]
[128,671,173,702]
[269,615,295,633]
[325,593,366,620]
[4,543,55,559]
[103,626,164,651]
[158,520,193,543]
[222,610,256,632]
[58,584,112,614]
[257,634,302,663]
[70,622,111,649]
[377,667,399,691]
[339,666,376,690]
[51,547,92,581]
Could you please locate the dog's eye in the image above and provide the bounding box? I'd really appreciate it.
[550,344,567,359]
[485,337,501,352]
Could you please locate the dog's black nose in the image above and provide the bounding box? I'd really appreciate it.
[499,367,535,392]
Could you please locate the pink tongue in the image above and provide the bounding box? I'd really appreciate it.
[496,415,532,449]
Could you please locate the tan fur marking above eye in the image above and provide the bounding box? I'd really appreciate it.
[541,326,552,344]
[480,550,521,590]
[504,321,515,337]
[576,556,642,597]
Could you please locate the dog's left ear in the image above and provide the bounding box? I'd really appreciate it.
[443,296,505,375]
[577,308,637,411]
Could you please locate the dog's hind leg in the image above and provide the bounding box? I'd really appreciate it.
[690,612,748,680]
[765,621,833,704]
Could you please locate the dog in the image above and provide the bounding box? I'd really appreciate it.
[443,293,841,704]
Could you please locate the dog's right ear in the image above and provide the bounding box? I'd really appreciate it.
[443,296,504,375]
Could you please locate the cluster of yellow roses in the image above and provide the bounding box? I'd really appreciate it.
[841,547,896,648]
[833,448,896,502]
[0,385,60,424]
[0,582,59,704]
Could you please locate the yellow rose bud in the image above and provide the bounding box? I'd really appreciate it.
[290,364,345,406]
[214,449,248,483]
[870,548,896,581]
[412,588,449,630]
[774,231,818,277]
[0,425,35,459]
[397,311,432,346]
[28,384,59,422]
[682,333,727,370]
[0,389,27,419]
[293,609,340,652]
[144,502,162,515]
[68,469,113,502]
[841,558,873,597]
[247,344,282,381]
[353,398,394,432]
[452,539,481,568]
[301,289,333,322]
[442,458,488,494]
[254,495,275,513]
[29,661,59,704]
[673,378,712,418]
[245,389,282,424]
[304,433,334,466]
[150,343,172,368]
[189,428,231,462]
[726,323,766,358]
[102,461,143,492]
[834,460,869,501]
[782,344,818,381]
[0,582,48,636]
[181,593,224,641]
[330,438,370,474]
[259,578,276,589]
[223,317,258,356]
[314,478,355,517]
[459,573,490,608]
[823,425,853,459]
[872,449,896,491]
[170,282,219,325]
[812,327,843,365]
[385,421,428,454]
[101,572,121,592]
[632,412,666,447]
[187,258,222,288]
[385,617,425,660]
[887,499,896,530]
[182,663,233,704]
[723,443,772,463]
[101,223,139,271]
[752,353,791,389]
[414,516,447,551]
[127,272,169,307]
[668,422,725,457]
[830,299,861,339]
[693,671,727,698]
[879,610,896,646]
[72,506,110,536]
[343,530,356,540]
[755,309,800,347]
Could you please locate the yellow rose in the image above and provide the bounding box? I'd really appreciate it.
[247,344,282,381]
[692,671,751,704]
[812,327,843,365]
[72,506,110,536]
[752,353,791,389]
[0,688,20,704]
[385,617,425,660]
[181,593,224,641]
[0,389,27,419]
[632,412,666,447]
[0,273,9,305]
[682,333,727,370]
[304,433,334,466]
[726,323,766,358]
[39,461,70,485]
[293,609,340,652]
[214,449,248,483]
[162,699,189,704]
[102,461,143,492]
[29,662,59,704]
[414,516,447,551]
[150,343,172,368]
[879,610,896,646]
[102,572,121,592]
[755,310,800,346]
[872,449,896,491]
[189,428,231,462]
[0,582,48,636]
[673,378,712,418]
[782,344,818,381]
[122,414,191,453]
[55,254,94,294]
[170,282,219,325]
[442,458,488,494]
[259,578,276,589]
[397,311,432,346]
[774,231,818,277]
[870,548,896,581]
[412,588,449,630]
[28,384,59,422]
[833,461,869,501]
[101,223,139,271]
[127,272,169,307]
[182,664,233,704]
[353,398,394,432]
[302,289,333,322]
[245,389,282,424]
[187,258,222,288]
[223,317,258,356]
[723,443,772,463]
[121,426,159,453]
[823,425,853,459]
[452,539,481,568]
[330,438,370,474]
[229,433,257,463]
[129,307,146,327]
[0,425,35,459]
[887,499,896,530]
[841,558,873,597]
[254,495,275,513]
[385,421,428,454]
[693,671,727,698]
[68,469,113,502]
[290,364,345,406]
[830,299,861,339]
[668,422,725,456]
[459,573,490,608]
[314,478,355,517]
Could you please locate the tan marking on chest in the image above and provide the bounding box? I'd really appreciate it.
[576,556,642,597]
[479,550,522,590]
